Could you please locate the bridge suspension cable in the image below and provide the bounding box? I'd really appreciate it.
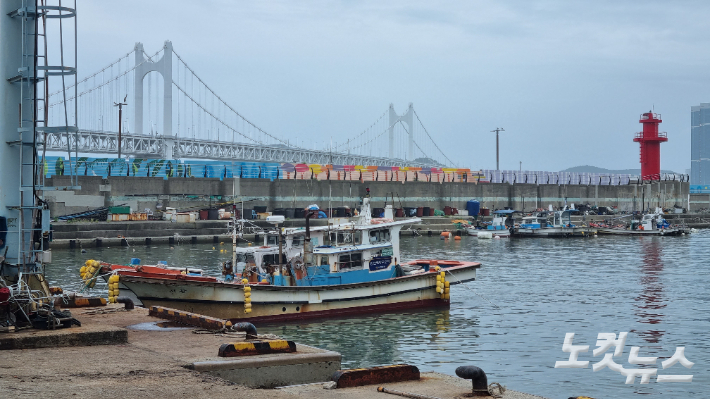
[413,109,456,167]
[37,42,455,167]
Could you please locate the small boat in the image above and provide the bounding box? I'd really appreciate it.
[116,194,481,323]
[100,262,208,306]
[466,210,514,238]
[597,212,686,236]
[514,210,597,237]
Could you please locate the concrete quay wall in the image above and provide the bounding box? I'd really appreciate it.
[45,176,692,217]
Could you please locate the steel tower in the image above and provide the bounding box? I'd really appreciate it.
[1,0,78,312]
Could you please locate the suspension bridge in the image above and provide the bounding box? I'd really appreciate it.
[38,40,455,167]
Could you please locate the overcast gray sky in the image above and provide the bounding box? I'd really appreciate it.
[77,0,710,173]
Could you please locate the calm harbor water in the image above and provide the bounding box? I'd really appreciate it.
[47,231,709,398]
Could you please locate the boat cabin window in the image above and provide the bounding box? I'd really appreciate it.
[324,231,354,246]
[291,236,304,247]
[319,256,329,266]
[338,232,353,245]
[369,228,391,243]
[354,232,362,245]
[236,253,255,264]
[266,235,279,246]
[338,253,363,270]
[262,254,287,266]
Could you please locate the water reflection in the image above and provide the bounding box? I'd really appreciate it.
[633,240,666,344]
[44,231,710,398]
[262,308,457,369]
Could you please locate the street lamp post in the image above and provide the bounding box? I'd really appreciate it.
[114,95,128,159]
[491,127,504,170]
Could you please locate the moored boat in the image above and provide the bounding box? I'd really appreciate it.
[465,210,514,238]
[115,194,482,323]
[597,212,687,236]
[513,210,597,237]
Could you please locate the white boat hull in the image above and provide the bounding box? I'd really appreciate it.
[466,227,510,238]
[119,264,479,323]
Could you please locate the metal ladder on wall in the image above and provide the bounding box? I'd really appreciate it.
[7,0,78,304]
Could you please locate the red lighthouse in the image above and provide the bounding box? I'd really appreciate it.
[633,111,667,181]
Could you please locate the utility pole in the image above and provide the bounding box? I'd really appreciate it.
[491,127,504,170]
[114,95,128,159]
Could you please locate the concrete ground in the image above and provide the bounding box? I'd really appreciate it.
[0,306,548,399]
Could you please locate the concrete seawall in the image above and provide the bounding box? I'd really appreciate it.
[45,175,693,217]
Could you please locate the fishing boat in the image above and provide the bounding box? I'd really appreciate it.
[466,210,514,238]
[597,212,686,236]
[514,210,597,237]
[115,194,481,323]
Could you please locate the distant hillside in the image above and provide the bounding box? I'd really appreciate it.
[561,165,680,175]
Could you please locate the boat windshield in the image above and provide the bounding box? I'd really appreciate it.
[235,253,255,264]
[338,252,363,270]
[262,253,287,265]
[369,228,391,243]
[324,231,357,246]
[266,235,279,246]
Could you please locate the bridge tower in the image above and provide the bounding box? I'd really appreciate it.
[389,103,415,160]
[634,111,667,181]
[133,41,174,159]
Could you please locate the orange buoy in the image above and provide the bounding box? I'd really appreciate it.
[454,236,461,240]
[440,231,450,238]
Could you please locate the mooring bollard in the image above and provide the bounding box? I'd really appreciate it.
[455,365,488,396]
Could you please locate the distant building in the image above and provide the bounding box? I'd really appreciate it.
[691,103,710,192]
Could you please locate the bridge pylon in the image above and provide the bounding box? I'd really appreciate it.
[133,40,174,159]
[389,103,414,160]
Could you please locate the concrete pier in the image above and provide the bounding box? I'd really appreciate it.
[0,306,549,398]
[44,175,694,217]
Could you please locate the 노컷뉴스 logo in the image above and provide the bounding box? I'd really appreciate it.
[554,332,694,384]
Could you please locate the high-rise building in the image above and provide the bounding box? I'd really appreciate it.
[691,103,710,190]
